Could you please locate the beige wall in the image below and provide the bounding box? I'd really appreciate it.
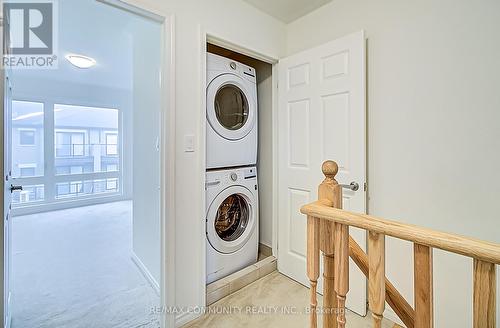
[286,0,500,326]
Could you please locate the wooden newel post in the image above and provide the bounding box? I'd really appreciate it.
[317,161,350,328]
[319,161,342,328]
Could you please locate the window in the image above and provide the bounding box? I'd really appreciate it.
[12,101,44,178]
[70,166,83,175]
[106,164,118,172]
[19,129,35,145]
[19,164,36,177]
[55,131,86,157]
[106,178,118,191]
[54,104,119,175]
[12,102,122,207]
[106,133,118,156]
[56,166,70,175]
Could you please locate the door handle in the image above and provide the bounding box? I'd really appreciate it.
[340,182,359,192]
[10,185,23,193]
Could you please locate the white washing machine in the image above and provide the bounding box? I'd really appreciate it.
[206,53,258,169]
[206,166,259,284]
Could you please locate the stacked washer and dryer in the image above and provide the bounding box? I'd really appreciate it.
[205,53,259,284]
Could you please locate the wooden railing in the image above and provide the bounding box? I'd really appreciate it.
[300,160,499,328]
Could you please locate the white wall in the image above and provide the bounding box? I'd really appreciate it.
[256,63,274,248]
[131,15,163,286]
[286,0,500,326]
[126,0,286,324]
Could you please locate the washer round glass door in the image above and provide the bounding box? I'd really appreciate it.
[206,186,255,254]
[207,74,256,140]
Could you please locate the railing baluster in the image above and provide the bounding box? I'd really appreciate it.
[349,235,415,328]
[319,161,342,328]
[307,215,320,328]
[414,244,433,328]
[369,231,385,328]
[473,259,496,328]
[334,222,349,327]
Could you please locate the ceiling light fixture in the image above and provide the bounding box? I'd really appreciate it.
[65,54,97,69]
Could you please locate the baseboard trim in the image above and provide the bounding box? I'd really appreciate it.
[258,243,273,257]
[131,252,160,295]
[175,311,201,328]
[5,291,12,328]
[206,256,277,306]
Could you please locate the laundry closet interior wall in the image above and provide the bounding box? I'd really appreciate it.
[206,43,275,253]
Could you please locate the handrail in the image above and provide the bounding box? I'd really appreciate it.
[301,201,500,265]
[302,160,497,328]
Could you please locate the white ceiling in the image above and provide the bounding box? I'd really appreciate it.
[243,0,332,23]
[12,0,140,90]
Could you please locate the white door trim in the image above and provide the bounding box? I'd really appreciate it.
[95,3,177,328]
[194,28,279,326]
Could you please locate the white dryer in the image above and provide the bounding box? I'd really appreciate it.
[206,166,259,283]
[206,53,258,169]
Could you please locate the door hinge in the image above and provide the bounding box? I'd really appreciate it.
[364,182,367,192]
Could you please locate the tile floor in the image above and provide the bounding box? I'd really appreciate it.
[185,271,395,328]
[207,256,277,305]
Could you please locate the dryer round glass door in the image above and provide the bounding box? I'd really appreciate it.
[207,74,256,140]
[214,85,249,131]
[206,186,256,254]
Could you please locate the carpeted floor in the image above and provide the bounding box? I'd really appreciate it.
[11,201,161,328]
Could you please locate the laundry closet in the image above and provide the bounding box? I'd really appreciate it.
[202,30,368,312]
[204,43,276,303]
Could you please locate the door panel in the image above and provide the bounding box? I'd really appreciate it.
[278,31,367,315]
[2,73,13,328]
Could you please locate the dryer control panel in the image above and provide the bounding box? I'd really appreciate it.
[207,53,257,84]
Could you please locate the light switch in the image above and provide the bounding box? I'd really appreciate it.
[184,135,195,152]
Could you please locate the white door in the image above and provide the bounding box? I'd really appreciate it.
[277,31,367,315]
[1,73,14,328]
[1,5,14,324]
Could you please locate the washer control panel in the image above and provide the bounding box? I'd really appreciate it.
[206,166,258,190]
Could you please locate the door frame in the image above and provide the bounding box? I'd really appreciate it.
[0,1,177,328]
[198,27,279,321]
[1,3,13,327]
